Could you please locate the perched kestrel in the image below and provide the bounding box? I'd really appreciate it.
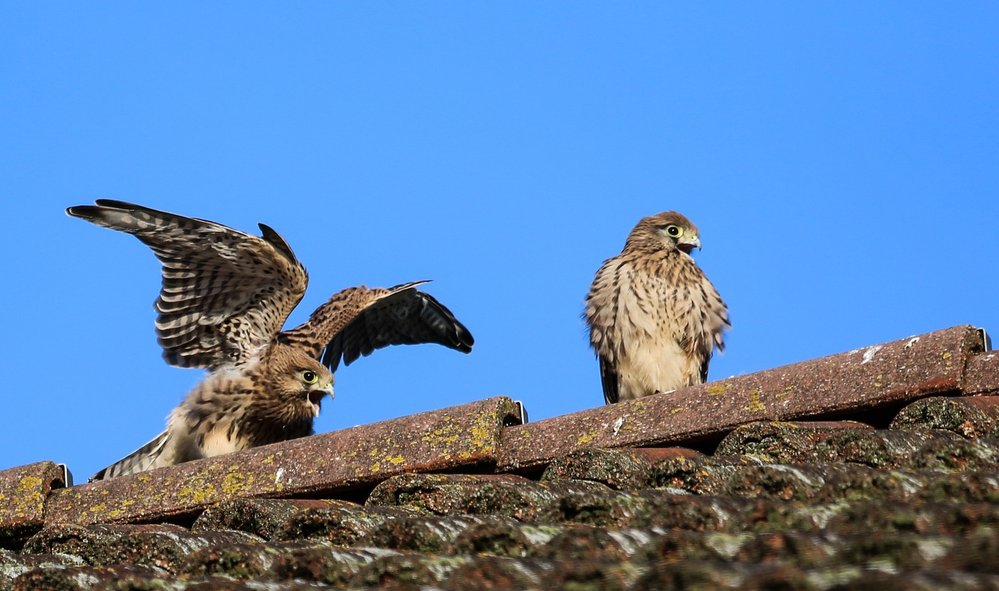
[68,200,474,480]
[584,211,729,404]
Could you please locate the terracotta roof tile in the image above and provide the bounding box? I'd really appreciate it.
[23,524,260,572]
[192,498,418,545]
[366,473,613,522]
[0,461,69,547]
[715,420,999,471]
[44,396,521,527]
[0,547,84,589]
[892,395,999,438]
[180,540,401,588]
[498,325,986,472]
[965,351,999,396]
[2,324,998,589]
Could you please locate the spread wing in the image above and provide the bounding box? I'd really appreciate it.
[67,200,309,369]
[279,281,474,372]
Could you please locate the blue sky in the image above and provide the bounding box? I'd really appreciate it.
[2,4,997,481]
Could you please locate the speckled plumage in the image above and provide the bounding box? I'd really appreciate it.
[69,200,474,480]
[584,211,729,404]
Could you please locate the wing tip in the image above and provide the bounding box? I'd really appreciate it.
[455,329,474,353]
[257,222,300,265]
[66,204,99,219]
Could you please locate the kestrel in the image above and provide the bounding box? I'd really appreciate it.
[68,200,474,480]
[584,211,729,404]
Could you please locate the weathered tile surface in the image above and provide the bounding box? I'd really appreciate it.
[498,325,986,471]
[964,351,999,395]
[45,396,521,526]
[0,462,68,547]
[715,420,999,470]
[892,395,999,438]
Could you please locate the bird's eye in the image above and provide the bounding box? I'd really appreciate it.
[665,225,684,237]
[302,370,318,384]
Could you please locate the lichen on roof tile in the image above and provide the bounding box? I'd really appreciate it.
[366,473,613,523]
[23,523,262,574]
[892,396,999,439]
[0,462,68,546]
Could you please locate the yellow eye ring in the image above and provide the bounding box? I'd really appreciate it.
[665,224,684,238]
[302,370,319,384]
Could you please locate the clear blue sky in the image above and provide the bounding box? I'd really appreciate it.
[2,4,997,481]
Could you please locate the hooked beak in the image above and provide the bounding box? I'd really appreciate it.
[308,384,334,418]
[677,234,701,255]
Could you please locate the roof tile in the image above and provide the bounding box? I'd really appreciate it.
[23,523,260,573]
[964,351,999,396]
[358,514,521,555]
[632,557,999,591]
[892,395,999,438]
[714,420,999,470]
[498,325,987,472]
[44,396,521,526]
[191,498,417,545]
[541,448,657,490]
[0,547,85,589]
[450,520,563,558]
[178,539,399,588]
[0,461,68,547]
[11,564,326,590]
[366,473,612,522]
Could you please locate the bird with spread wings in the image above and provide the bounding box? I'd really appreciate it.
[68,200,474,481]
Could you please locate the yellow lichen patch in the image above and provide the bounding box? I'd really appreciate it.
[178,480,217,505]
[744,390,766,413]
[705,383,729,396]
[470,424,490,448]
[775,386,794,399]
[18,476,43,494]
[370,461,382,472]
[874,374,883,388]
[222,469,249,497]
[386,455,406,466]
[671,406,684,414]
[576,431,597,445]
[420,421,462,448]
[87,502,107,514]
[9,476,46,517]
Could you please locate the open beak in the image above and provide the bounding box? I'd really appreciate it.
[308,384,334,418]
[677,235,701,255]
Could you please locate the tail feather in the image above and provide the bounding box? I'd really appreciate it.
[89,430,171,482]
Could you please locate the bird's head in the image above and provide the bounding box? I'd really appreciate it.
[266,346,334,420]
[628,211,701,255]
